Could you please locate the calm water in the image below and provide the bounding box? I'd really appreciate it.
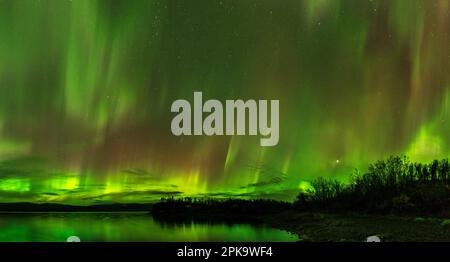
[0,212,298,242]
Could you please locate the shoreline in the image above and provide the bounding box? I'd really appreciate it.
[262,211,450,242]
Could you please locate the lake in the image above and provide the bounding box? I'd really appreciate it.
[0,212,298,242]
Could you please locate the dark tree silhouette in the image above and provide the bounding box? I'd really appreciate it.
[295,156,450,215]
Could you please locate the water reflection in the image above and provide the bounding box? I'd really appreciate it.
[0,212,298,242]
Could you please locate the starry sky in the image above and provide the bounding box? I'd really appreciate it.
[0,0,449,204]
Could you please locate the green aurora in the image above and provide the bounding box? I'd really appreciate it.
[0,0,449,204]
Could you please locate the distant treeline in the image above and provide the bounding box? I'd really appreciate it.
[153,156,450,218]
[151,198,291,223]
[7,155,445,215]
[297,156,450,216]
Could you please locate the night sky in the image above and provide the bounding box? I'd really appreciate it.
[0,0,449,204]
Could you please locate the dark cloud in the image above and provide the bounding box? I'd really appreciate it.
[41,192,59,196]
[240,177,284,189]
[81,190,183,201]
[196,188,299,201]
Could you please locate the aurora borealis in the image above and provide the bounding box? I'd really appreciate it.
[0,0,449,204]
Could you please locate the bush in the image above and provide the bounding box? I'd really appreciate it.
[392,194,414,212]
